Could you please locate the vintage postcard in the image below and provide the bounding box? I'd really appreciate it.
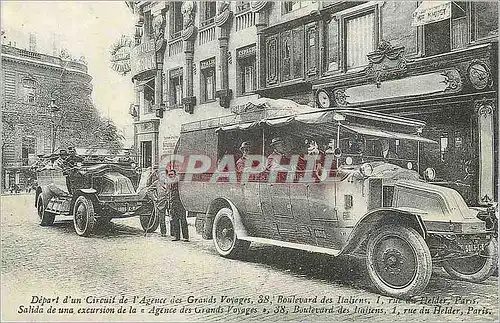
[1,1,498,322]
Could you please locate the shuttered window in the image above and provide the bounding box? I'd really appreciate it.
[346,12,375,69]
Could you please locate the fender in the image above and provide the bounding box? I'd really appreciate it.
[70,189,99,215]
[35,185,55,210]
[205,198,250,239]
[77,188,97,194]
[340,207,428,256]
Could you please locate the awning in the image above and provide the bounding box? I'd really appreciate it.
[412,1,451,27]
[341,124,437,144]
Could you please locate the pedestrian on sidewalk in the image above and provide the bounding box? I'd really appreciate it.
[166,169,189,242]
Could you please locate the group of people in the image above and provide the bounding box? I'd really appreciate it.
[233,136,399,181]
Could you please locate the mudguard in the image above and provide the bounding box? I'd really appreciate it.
[78,188,98,194]
[205,198,250,239]
[340,207,427,256]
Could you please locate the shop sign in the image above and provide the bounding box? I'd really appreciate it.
[161,135,180,156]
[334,69,462,106]
[200,57,216,69]
[130,39,156,76]
[236,44,256,59]
[412,1,451,27]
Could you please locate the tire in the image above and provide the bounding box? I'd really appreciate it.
[443,239,498,283]
[212,208,250,258]
[73,195,96,237]
[37,195,55,226]
[139,200,159,233]
[366,225,432,298]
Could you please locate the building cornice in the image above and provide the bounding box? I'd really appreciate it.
[1,53,91,77]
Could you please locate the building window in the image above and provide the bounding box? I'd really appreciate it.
[201,2,217,27]
[142,11,154,41]
[283,1,315,14]
[22,77,36,103]
[345,11,375,69]
[169,68,183,107]
[22,136,36,166]
[200,57,216,103]
[170,2,183,39]
[471,2,498,41]
[423,2,468,56]
[143,79,155,113]
[236,45,256,95]
[27,93,35,104]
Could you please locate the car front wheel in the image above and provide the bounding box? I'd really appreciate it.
[73,195,96,237]
[212,208,250,258]
[37,195,55,226]
[443,239,498,282]
[366,225,432,298]
[139,199,159,233]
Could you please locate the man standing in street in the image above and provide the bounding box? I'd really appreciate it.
[166,169,189,242]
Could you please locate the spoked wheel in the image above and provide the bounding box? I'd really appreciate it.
[366,225,432,298]
[139,199,159,233]
[37,195,55,226]
[443,239,498,282]
[212,208,250,258]
[73,195,96,237]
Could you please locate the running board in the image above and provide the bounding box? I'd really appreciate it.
[239,236,341,257]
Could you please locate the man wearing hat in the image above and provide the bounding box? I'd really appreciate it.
[265,137,291,175]
[235,141,251,173]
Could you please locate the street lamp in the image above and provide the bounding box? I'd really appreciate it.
[49,98,60,153]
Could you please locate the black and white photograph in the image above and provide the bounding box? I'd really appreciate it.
[1,1,498,322]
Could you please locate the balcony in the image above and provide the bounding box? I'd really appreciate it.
[235,10,255,31]
[199,24,216,46]
[169,36,183,56]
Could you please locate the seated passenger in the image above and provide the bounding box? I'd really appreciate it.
[265,137,291,182]
[265,137,290,172]
[380,139,398,160]
[235,141,251,173]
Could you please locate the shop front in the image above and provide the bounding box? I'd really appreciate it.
[312,41,497,206]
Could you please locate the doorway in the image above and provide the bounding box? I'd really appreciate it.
[140,141,152,169]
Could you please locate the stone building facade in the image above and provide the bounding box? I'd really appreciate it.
[126,1,497,206]
[1,44,93,190]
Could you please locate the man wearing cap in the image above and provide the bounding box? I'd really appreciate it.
[265,137,292,183]
[235,141,251,173]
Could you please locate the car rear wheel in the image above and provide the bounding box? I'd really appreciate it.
[366,225,432,298]
[443,239,498,282]
[212,208,250,258]
[139,199,159,233]
[73,195,96,237]
[37,195,55,226]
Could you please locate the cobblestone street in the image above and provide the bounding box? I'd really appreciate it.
[1,194,498,322]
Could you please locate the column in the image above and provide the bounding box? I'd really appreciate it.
[255,11,267,90]
[475,100,496,205]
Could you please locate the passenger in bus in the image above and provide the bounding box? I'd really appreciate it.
[235,141,251,173]
[265,137,291,182]
[265,137,290,172]
[380,139,398,160]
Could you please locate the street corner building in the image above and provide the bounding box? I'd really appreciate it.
[1,33,93,191]
[126,1,497,207]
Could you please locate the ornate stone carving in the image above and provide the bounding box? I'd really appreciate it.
[251,1,268,12]
[467,60,492,90]
[152,14,165,41]
[475,99,495,117]
[333,88,348,107]
[181,1,196,29]
[365,40,409,87]
[441,69,463,93]
[216,1,232,27]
